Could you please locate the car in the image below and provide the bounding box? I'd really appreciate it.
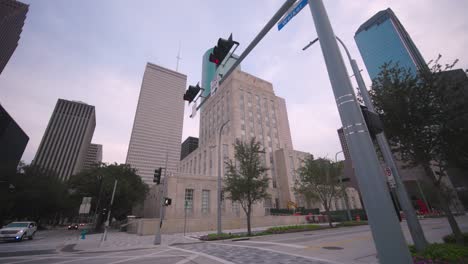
[67,224,78,230]
[0,221,37,241]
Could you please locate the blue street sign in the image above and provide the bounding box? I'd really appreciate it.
[277,0,309,31]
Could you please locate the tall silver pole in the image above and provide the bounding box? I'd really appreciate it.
[217,120,229,235]
[335,151,352,221]
[101,179,118,242]
[307,1,412,263]
[349,56,428,251]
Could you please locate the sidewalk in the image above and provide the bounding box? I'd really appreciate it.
[70,222,335,252]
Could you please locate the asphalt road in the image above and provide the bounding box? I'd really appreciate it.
[0,216,466,264]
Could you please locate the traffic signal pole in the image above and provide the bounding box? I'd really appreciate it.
[345,46,428,252]
[154,151,169,245]
[307,0,412,263]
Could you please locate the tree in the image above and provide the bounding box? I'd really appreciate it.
[294,157,343,228]
[69,163,148,230]
[370,57,468,244]
[224,138,270,236]
[0,163,74,226]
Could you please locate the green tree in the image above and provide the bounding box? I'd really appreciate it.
[0,163,74,226]
[370,57,468,244]
[69,163,148,230]
[294,157,343,228]
[224,138,270,236]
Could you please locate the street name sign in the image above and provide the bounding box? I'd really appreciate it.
[277,0,309,31]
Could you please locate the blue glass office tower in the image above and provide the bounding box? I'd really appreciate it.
[355,8,427,81]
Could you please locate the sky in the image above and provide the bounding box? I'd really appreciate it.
[1,0,467,164]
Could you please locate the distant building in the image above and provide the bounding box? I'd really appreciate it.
[0,104,28,176]
[180,137,198,160]
[83,143,102,170]
[126,63,186,185]
[0,0,28,75]
[33,99,95,181]
[355,8,427,80]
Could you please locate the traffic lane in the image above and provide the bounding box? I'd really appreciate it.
[0,247,221,264]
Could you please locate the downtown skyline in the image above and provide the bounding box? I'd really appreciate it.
[1,0,467,164]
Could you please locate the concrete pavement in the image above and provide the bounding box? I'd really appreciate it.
[0,215,466,264]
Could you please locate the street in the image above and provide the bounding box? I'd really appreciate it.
[0,216,467,264]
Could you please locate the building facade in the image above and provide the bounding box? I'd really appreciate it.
[0,0,28,75]
[82,143,102,170]
[126,63,187,185]
[355,8,427,80]
[180,136,198,160]
[33,99,95,181]
[0,103,28,176]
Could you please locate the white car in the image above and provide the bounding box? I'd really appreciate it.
[0,221,37,241]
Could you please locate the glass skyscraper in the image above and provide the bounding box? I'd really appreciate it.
[354,8,427,81]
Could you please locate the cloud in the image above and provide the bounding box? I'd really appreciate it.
[1,0,467,167]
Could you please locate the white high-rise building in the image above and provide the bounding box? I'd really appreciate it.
[126,63,187,185]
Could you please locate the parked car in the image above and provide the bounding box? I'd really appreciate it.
[68,224,79,230]
[0,221,37,241]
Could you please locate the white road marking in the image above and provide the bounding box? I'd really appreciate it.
[105,249,172,264]
[169,246,234,264]
[212,242,345,264]
[237,240,306,249]
[174,253,198,264]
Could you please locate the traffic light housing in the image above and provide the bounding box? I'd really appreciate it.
[164,197,172,206]
[360,105,384,138]
[208,34,237,66]
[183,84,201,103]
[153,167,162,184]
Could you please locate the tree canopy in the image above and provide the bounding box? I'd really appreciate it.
[294,157,343,227]
[370,57,468,244]
[69,163,149,222]
[224,138,270,235]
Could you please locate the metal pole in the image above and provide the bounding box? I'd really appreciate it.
[217,120,229,235]
[348,50,428,251]
[93,176,103,227]
[335,151,352,221]
[219,0,296,86]
[184,201,188,236]
[307,1,412,263]
[154,151,169,245]
[101,179,118,242]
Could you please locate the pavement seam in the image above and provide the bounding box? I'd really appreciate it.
[104,248,172,264]
[174,253,199,264]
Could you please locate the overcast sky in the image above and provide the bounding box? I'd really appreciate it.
[1,0,467,164]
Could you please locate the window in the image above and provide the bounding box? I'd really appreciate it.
[202,190,210,214]
[185,189,194,213]
[264,198,272,208]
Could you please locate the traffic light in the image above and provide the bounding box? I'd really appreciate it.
[153,167,162,184]
[164,197,172,206]
[183,84,201,103]
[360,105,384,138]
[208,34,237,66]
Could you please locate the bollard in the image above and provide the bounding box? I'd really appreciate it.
[81,229,87,239]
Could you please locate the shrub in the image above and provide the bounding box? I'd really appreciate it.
[265,224,324,234]
[443,233,468,245]
[335,221,368,227]
[409,243,468,263]
[201,233,240,241]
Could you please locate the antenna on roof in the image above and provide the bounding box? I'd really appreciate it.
[176,41,182,72]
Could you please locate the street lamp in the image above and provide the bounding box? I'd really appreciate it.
[217,120,229,235]
[335,151,352,221]
[304,34,428,252]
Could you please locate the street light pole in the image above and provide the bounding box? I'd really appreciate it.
[101,179,117,243]
[335,151,352,221]
[307,0,412,263]
[217,120,230,235]
[304,33,428,252]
